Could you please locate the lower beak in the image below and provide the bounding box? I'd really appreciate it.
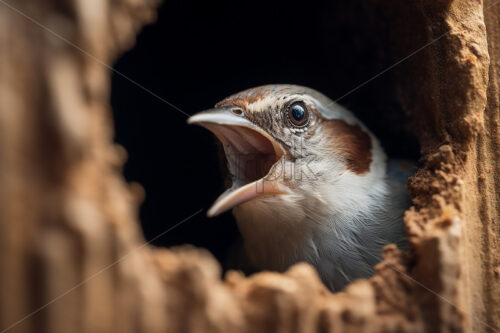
[188,107,290,217]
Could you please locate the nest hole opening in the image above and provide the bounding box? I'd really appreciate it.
[111,0,420,279]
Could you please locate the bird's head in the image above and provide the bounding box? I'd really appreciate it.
[188,85,386,218]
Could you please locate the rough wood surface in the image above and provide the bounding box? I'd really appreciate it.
[0,0,499,332]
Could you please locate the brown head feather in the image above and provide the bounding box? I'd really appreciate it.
[323,119,372,175]
[215,85,276,109]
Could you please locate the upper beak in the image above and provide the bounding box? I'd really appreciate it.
[188,107,290,217]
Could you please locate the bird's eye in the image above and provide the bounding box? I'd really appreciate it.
[287,102,310,127]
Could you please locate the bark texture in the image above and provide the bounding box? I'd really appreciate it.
[0,0,499,333]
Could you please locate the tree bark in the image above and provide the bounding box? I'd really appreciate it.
[0,0,499,332]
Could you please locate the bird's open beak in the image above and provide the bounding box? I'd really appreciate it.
[188,107,290,217]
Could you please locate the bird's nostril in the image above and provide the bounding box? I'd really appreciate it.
[231,108,244,116]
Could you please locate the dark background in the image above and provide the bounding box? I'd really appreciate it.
[111,0,419,267]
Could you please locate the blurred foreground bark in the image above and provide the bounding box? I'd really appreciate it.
[0,0,499,332]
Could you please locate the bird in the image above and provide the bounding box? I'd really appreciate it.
[188,84,412,291]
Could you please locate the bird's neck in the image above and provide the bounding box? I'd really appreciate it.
[232,171,406,291]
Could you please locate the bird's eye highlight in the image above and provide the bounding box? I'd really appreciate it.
[287,102,310,127]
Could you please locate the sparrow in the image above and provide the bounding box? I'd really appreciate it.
[188,85,411,291]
